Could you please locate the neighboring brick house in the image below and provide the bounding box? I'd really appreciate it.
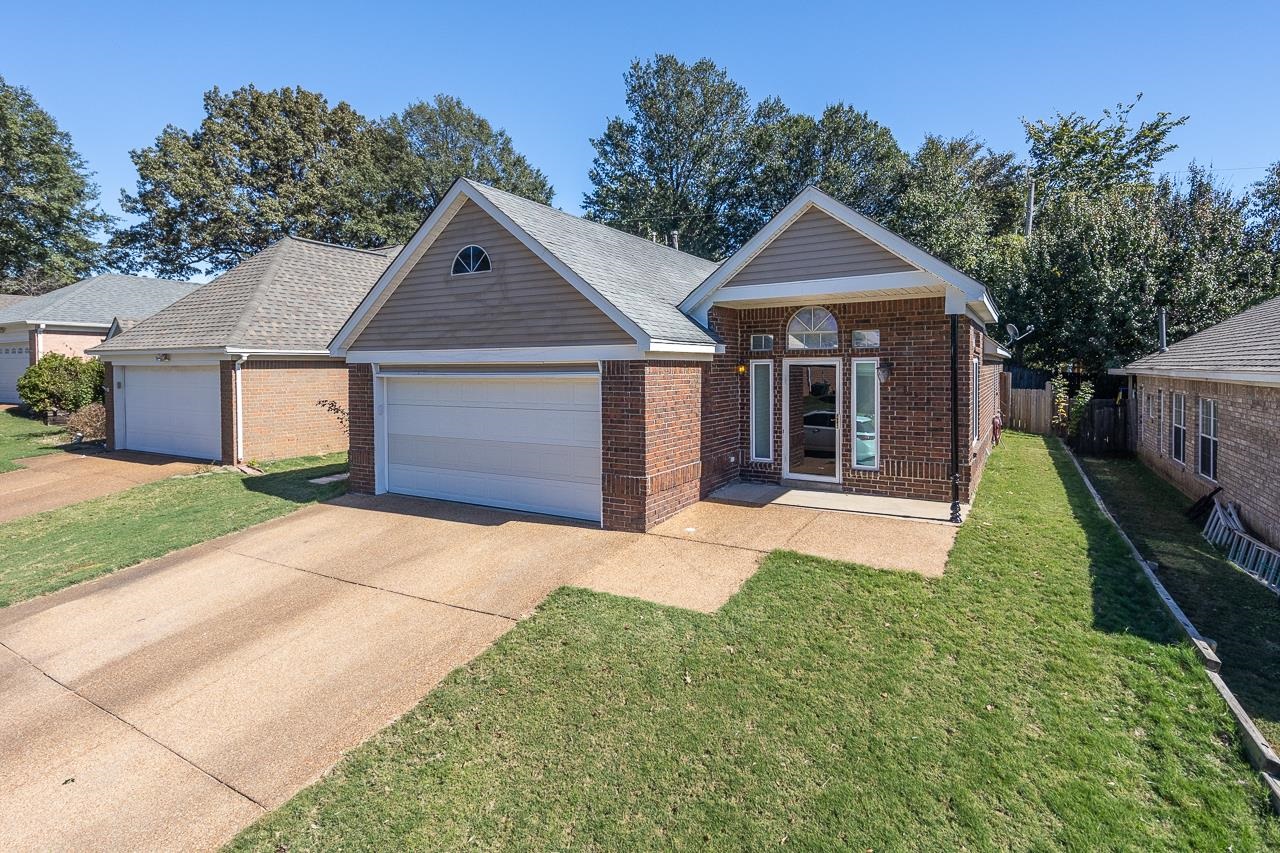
[1122,295,1280,549]
[88,238,397,463]
[0,275,199,404]
[332,180,1005,532]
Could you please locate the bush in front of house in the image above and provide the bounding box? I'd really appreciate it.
[65,402,106,441]
[17,353,105,415]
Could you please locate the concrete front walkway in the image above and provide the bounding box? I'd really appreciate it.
[0,492,955,851]
[0,450,205,523]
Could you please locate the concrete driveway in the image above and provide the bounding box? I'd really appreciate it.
[0,494,764,852]
[0,450,205,523]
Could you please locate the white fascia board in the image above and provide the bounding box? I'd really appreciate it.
[345,344,649,365]
[682,185,1000,321]
[97,351,225,366]
[0,321,33,335]
[1122,367,1280,388]
[646,340,723,354]
[330,180,648,355]
[226,349,336,358]
[29,321,111,332]
[701,271,940,313]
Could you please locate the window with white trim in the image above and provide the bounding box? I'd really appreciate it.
[1171,393,1185,464]
[1198,398,1218,480]
[1157,389,1164,454]
[451,245,491,275]
[786,307,837,349]
[972,358,981,443]
[851,359,878,468]
[749,361,773,461]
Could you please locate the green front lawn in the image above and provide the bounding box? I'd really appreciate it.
[0,453,347,607]
[231,433,1280,851]
[0,405,66,473]
[1081,454,1280,747]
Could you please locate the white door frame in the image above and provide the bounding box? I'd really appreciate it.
[781,356,842,483]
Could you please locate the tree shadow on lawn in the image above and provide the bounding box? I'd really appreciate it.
[240,458,350,505]
[1043,438,1183,647]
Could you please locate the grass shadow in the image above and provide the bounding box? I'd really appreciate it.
[240,459,351,504]
[1042,436,1181,645]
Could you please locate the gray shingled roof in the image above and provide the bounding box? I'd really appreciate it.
[92,238,398,353]
[1126,295,1280,376]
[464,180,720,345]
[0,294,29,312]
[0,275,199,327]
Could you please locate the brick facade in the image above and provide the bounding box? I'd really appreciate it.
[34,328,106,363]
[219,361,236,463]
[713,298,993,504]
[600,360,706,532]
[347,363,375,494]
[238,360,348,461]
[1133,376,1280,549]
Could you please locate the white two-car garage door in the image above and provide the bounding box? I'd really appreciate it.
[118,366,221,460]
[384,372,602,522]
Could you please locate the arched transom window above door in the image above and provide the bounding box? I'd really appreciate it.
[787,306,838,349]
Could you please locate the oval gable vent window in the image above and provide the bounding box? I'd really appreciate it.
[452,245,491,275]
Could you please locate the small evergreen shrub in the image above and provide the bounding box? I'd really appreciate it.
[18,354,104,415]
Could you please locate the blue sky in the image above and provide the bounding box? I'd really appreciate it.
[6,0,1279,223]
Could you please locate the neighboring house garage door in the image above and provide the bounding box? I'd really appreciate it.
[119,366,221,460]
[384,373,601,522]
[0,339,29,405]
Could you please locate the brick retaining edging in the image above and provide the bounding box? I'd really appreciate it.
[1062,441,1280,813]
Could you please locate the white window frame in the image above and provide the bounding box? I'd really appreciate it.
[1171,392,1186,464]
[1157,389,1165,455]
[1198,398,1218,482]
[748,360,774,462]
[786,306,838,350]
[451,244,491,276]
[850,357,880,470]
[782,357,842,482]
[971,358,981,444]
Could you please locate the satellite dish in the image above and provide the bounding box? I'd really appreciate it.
[1006,323,1036,344]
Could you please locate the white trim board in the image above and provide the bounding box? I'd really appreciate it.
[1122,367,1280,388]
[330,179,649,355]
[346,345,713,364]
[681,186,999,325]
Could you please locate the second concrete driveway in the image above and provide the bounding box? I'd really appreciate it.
[0,494,762,852]
[0,450,205,523]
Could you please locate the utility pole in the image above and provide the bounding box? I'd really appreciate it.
[1023,179,1036,237]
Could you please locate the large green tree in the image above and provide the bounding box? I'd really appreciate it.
[0,75,110,291]
[111,86,553,277]
[583,55,763,259]
[1250,160,1280,254]
[376,95,552,218]
[1023,96,1188,196]
[887,135,1021,274]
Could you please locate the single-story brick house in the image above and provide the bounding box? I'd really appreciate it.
[89,237,397,462]
[1121,295,1280,548]
[0,275,200,404]
[331,179,1005,531]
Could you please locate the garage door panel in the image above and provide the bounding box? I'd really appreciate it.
[384,375,601,522]
[387,435,600,484]
[387,465,599,522]
[0,339,29,404]
[121,367,220,460]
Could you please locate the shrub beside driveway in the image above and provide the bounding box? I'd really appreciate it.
[0,453,346,606]
[230,434,1280,850]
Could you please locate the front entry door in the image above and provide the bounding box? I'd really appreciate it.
[782,359,841,483]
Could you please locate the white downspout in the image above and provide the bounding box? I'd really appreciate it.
[233,355,248,463]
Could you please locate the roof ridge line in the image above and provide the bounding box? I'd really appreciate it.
[465,179,717,266]
[284,235,402,258]
[226,240,292,349]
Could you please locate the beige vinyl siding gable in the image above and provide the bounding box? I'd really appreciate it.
[351,200,633,350]
[725,206,916,287]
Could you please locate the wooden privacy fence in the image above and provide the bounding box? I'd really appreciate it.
[1008,381,1052,434]
[1074,398,1129,455]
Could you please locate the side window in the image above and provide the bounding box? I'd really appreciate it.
[1198,398,1218,480]
[749,361,773,461]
